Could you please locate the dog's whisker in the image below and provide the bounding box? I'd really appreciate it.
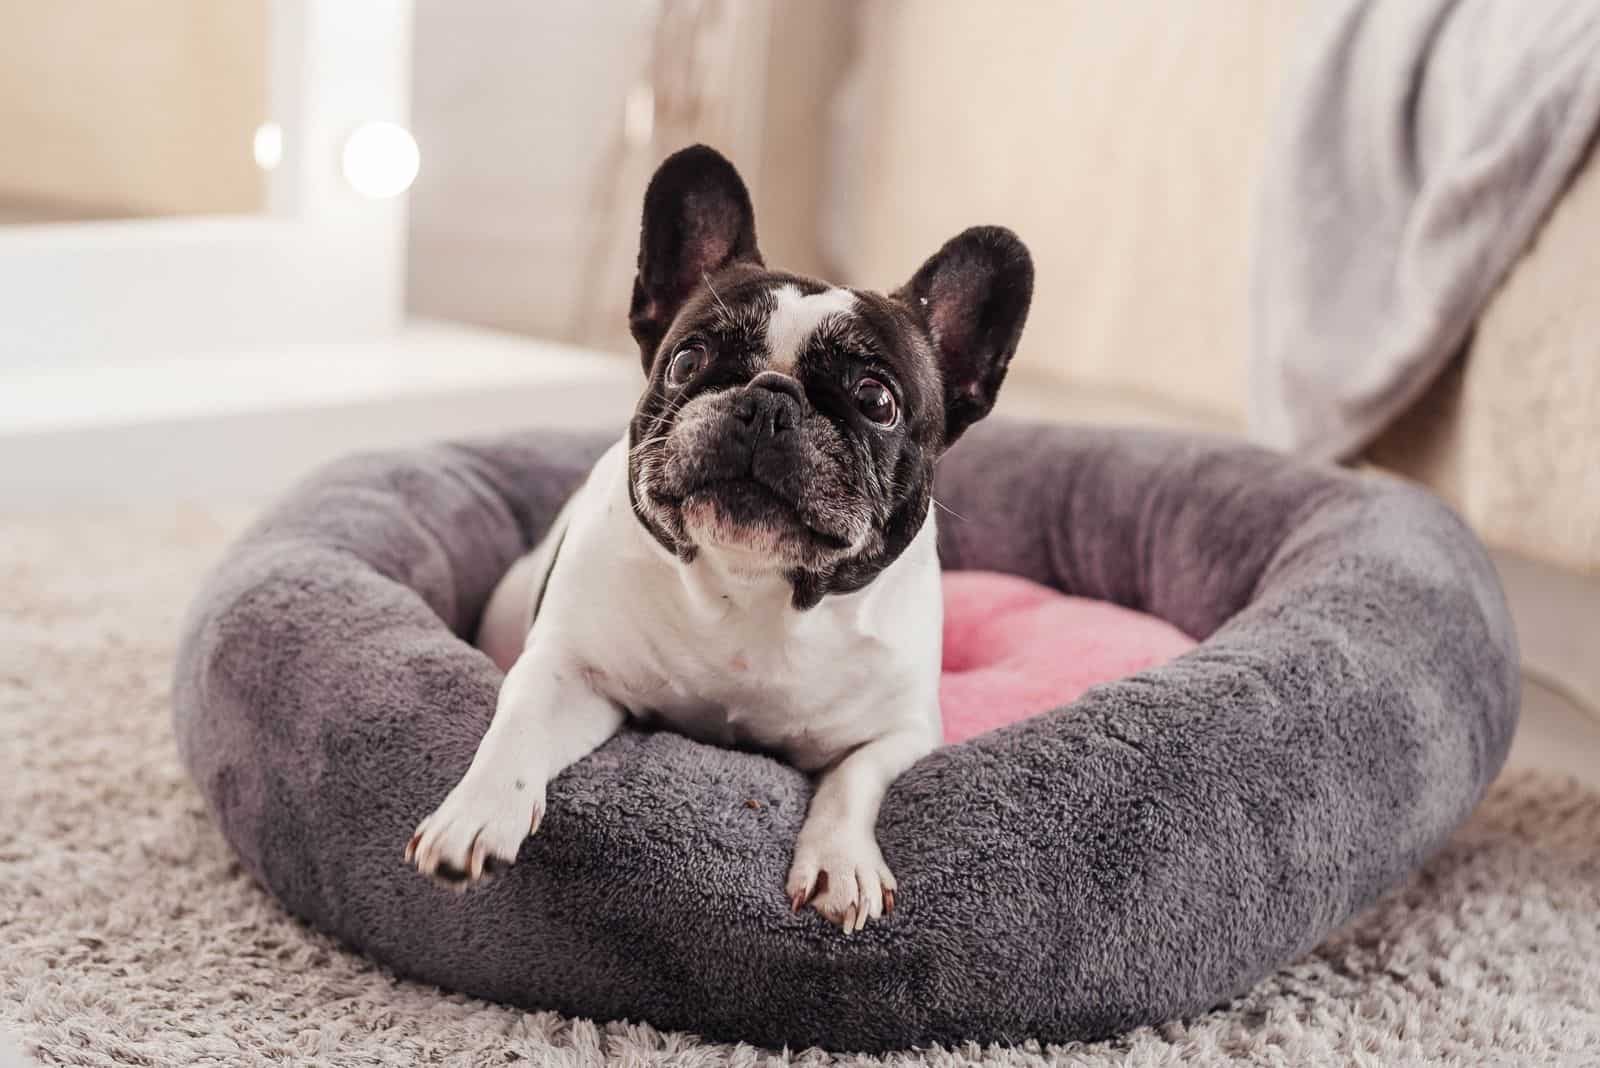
[931,496,968,523]
[703,272,735,324]
[633,430,668,451]
[642,394,690,437]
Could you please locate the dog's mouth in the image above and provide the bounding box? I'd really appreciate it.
[657,477,853,555]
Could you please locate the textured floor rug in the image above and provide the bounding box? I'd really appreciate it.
[3,508,1598,1067]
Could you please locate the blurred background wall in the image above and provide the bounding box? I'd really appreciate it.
[838,1,1303,427]
[406,0,852,354]
[0,0,266,222]
[404,0,1300,430]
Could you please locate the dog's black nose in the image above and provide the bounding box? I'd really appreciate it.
[746,371,805,408]
[736,372,805,435]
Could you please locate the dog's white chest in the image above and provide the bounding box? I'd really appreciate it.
[513,439,943,770]
[595,559,909,766]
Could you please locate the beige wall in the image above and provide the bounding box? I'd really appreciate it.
[406,0,851,352]
[0,0,266,219]
[405,1,661,350]
[754,0,855,281]
[838,1,1305,426]
[404,0,1304,419]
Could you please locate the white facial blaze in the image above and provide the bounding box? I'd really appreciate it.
[763,285,856,373]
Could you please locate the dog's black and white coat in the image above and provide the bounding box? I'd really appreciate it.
[407,145,1032,931]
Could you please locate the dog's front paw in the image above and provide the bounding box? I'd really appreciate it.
[404,773,545,887]
[786,833,896,933]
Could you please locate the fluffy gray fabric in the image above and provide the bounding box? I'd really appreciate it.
[1250,0,1600,460]
[172,421,1519,1053]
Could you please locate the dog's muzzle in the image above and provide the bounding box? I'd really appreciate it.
[692,373,809,491]
[663,373,851,551]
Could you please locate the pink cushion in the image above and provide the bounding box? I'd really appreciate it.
[940,571,1197,745]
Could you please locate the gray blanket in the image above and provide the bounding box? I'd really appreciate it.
[1250,0,1600,460]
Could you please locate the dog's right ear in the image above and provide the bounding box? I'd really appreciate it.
[628,145,762,370]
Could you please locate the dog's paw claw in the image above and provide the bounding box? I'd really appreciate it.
[786,836,895,932]
[407,775,543,887]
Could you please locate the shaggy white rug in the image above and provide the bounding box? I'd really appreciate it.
[3,508,1599,1067]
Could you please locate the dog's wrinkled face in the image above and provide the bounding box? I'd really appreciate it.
[625,146,1033,608]
[630,269,943,599]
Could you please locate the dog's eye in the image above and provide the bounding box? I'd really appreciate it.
[852,378,898,427]
[666,343,708,387]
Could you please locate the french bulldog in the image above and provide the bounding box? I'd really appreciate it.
[405,144,1032,931]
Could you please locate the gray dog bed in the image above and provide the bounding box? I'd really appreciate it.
[172,420,1519,1052]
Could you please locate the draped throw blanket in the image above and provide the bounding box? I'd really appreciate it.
[1250,0,1600,460]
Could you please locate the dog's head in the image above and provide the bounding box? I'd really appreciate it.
[626,145,1032,608]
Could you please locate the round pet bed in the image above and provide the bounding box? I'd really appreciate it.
[172,421,1519,1053]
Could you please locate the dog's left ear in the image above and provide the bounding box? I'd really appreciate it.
[628,144,762,368]
[895,226,1033,446]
